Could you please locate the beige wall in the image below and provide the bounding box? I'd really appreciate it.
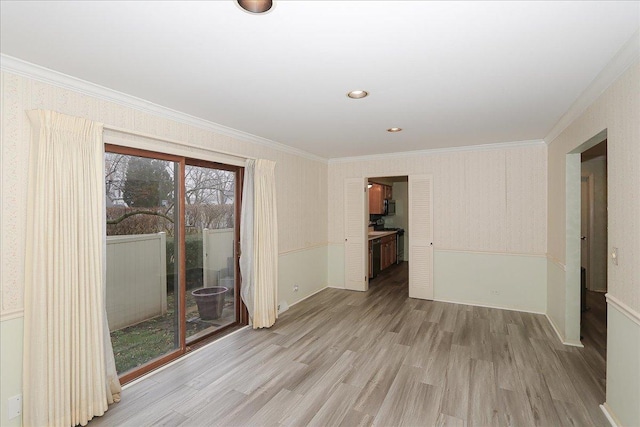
[547,62,639,312]
[329,144,547,254]
[328,144,548,312]
[546,61,639,425]
[0,69,329,425]
[0,70,328,318]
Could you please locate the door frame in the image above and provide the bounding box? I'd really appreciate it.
[581,172,595,291]
[565,129,607,345]
[184,158,247,345]
[105,144,247,385]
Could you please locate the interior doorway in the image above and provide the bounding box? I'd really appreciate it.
[365,174,434,300]
[343,174,433,299]
[580,140,608,359]
[367,176,409,285]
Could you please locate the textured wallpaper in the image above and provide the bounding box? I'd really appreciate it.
[547,62,640,313]
[328,144,548,255]
[0,71,328,318]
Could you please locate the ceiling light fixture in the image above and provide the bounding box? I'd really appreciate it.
[347,90,368,99]
[387,127,402,132]
[237,0,273,14]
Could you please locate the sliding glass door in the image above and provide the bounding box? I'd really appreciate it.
[104,146,243,383]
[184,161,240,342]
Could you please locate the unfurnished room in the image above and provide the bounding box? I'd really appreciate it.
[0,1,639,426]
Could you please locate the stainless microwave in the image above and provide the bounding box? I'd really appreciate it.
[384,199,396,216]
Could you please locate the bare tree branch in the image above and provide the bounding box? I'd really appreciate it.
[107,210,174,225]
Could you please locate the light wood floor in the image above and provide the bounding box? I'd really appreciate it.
[91,263,608,426]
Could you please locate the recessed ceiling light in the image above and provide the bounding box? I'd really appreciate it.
[387,127,402,132]
[347,90,369,99]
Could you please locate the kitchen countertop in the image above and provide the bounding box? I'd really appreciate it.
[368,230,398,241]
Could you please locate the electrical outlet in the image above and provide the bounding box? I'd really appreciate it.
[293,284,299,292]
[7,394,22,420]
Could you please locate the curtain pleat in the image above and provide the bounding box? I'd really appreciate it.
[239,159,278,329]
[239,160,255,320]
[24,110,121,427]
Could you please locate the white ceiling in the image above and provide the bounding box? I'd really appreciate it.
[1,1,638,159]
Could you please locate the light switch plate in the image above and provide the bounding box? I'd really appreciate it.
[7,394,22,419]
[612,247,618,265]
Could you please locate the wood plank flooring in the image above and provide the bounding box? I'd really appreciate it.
[91,263,608,426]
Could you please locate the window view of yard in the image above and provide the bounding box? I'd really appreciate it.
[105,152,237,376]
[110,290,236,374]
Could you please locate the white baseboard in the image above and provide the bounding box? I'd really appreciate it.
[288,285,328,308]
[545,313,584,348]
[601,403,621,427]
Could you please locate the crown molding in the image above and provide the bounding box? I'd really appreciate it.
[544,30,640,145]
[0,54,327,163]
[328,139,545,164]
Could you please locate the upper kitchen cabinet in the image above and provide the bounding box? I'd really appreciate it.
[369,183,384,214]
[369,182,393,215]
[384,185,393,200]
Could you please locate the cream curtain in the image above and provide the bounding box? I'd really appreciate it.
[23,110,121,427]
[239,159,279,329]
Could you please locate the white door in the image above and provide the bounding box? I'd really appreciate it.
[344,177,368,291]
[409,174,433,300]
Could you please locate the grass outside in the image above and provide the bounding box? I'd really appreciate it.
[110,291,235,374]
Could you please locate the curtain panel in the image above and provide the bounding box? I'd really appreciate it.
[24,110,121,427]
[240,159,279,328]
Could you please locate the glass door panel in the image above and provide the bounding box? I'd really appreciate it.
[104,152,181,376]
[184,164,238,342]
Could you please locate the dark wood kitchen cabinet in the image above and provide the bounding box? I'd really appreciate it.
[368,183,385,214]
[368,182,393,215]
[380,234,397,270]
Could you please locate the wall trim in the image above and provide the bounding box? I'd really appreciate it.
[288,286,328,308]
[0,309,24,321]
[606,293,640,326]
[329,139,545,164]
[600,403,622,427]
[544,30,640,144]
[545,313,584,348]
[546,254,567,271]
[0,54,327,164]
